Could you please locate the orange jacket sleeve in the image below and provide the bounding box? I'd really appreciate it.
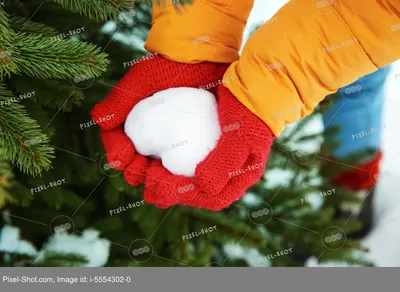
[145,0,400,137]
[144,0,254,63]
[224,0,400,136]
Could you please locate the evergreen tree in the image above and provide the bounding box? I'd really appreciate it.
[0,0,371,267]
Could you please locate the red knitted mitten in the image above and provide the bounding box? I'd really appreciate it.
[91,56,229,186]
[144,84,275,211]
[331,151,383,191]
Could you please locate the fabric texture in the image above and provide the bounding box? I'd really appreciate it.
[331,151,383,191]
[144,84,275,211]
[145,0,254,63]
[323,66,391,190]
[323,66,391,159]
[147,0,400,137]
[223,0,400,136]
[91,56,229,187]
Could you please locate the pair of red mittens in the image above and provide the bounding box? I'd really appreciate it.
[91,56,274,211]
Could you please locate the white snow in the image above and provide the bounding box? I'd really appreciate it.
[0,225,110,267]
[124,87,221,177]
[0,225,38,256]
[362,202,400,266]
[38,229,111,267]
[366,61,400,267]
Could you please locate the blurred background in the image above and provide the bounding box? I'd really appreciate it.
[0,0,399,267]
[251,0,400,266]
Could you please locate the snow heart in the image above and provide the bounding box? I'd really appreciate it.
[124,87,222,177]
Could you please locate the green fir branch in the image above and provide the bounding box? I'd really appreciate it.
[183,208,266,247]
[0,251,35,267]
[36,252,89,267]
[269,141,315,171]
[0,83,54,176]
[51,0,136,21]
[14,33,109,79]
[0,8,20,79]
[0,149,15,208]
[10,76,84,111]
[8,15,57,37]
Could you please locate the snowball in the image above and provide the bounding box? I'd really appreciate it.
[125,87,222,177]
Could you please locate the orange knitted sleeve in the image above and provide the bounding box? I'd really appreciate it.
[224,0,400,136]
[144,0,254,63]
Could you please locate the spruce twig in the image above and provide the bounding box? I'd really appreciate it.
[9,15,57,36]
[0,83,54,176]
[51,0,136,21]
[14,33,109,79]
[0,8,20,80]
